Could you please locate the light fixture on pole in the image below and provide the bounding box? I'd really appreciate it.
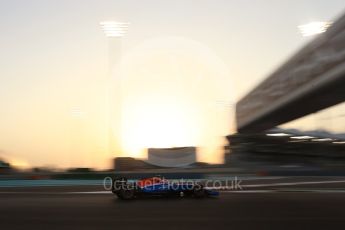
[298,21,332,37]
[100,21,129,37]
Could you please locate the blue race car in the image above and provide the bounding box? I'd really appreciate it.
[112,176,219,200]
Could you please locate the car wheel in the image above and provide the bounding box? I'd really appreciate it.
[118,187,135,200]
[193,184,206,198]
[112,177,128,193]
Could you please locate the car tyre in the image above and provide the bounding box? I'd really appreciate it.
[193,184,206,198]
[117,187,135,200]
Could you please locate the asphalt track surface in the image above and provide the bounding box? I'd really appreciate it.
[1,177,345,230]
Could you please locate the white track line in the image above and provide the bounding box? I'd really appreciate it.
[221,190,274,193]
[243,180,345,188]
[206,180,345,190]
[67,191,112,194]
[19,180,345,194]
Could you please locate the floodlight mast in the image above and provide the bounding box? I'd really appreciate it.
[100,21,129,161]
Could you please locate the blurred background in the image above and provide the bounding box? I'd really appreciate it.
[0,0,345,180]
[2,1,345,230]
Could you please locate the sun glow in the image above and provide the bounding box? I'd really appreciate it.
[5,156,31,170]
[110,36,235,162]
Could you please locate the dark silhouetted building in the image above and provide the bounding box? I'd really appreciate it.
[114,157,159,171]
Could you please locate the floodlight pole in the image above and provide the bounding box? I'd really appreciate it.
[100,21,129,161]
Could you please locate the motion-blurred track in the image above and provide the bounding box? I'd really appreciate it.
[1,177,345,230]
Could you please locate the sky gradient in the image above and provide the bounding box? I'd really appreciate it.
[0,0,344,169]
